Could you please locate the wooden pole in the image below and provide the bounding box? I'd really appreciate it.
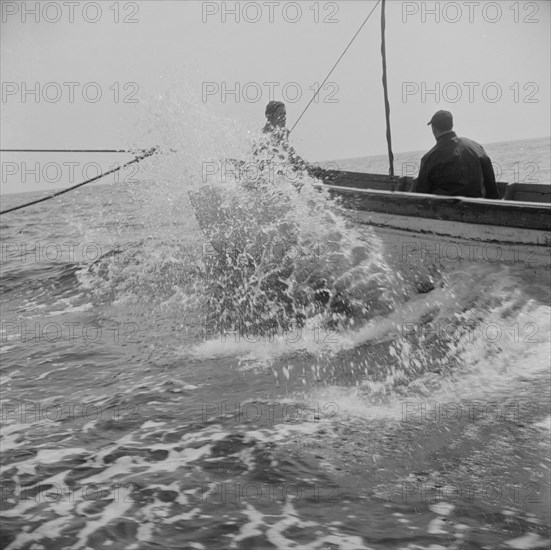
[381,0,394,176]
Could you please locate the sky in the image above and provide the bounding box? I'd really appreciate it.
[1,0,550,194]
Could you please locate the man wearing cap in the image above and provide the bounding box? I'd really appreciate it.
[410,111,499,199]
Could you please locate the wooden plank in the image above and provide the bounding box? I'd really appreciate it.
[497,181,508,198]
[459,197,550,227]
[515,191,551,203]
[516,183,551,194]
[353,210,551,248]
[316,169,397,191]
[367,222,551,269]
[329,179,391,191]
[326,185,551,231]
[503,183,517,200]
[502,182,551,203]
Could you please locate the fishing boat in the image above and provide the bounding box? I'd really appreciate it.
[191,0,551,269]
[313,169,551,268]
[309,0,550,267]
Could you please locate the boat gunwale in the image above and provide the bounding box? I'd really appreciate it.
[322,184,551,211]
[320,183,551,234]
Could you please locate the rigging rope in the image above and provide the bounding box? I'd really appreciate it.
[0,147,157,215]
[289,0,381,134]
[0,149,136,153]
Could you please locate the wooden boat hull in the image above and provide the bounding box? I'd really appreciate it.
[322,179,551,269]
[327,186,550,230]
[347,210,550,270]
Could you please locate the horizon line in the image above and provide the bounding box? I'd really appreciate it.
[1,135,550,196]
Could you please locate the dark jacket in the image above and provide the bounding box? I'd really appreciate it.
[415,131,499,199]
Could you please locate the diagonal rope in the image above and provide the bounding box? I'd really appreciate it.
[289,0,382,134]
[0,147,157,215]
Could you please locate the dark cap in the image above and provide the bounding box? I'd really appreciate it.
[427,110,453,128]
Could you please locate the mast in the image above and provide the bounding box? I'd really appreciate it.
[380,0,394,176]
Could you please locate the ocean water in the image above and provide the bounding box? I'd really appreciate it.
[1,134,550,550]
[329,136,551,186]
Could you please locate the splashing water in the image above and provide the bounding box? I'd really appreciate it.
[2,88,550,549]
[190,145,410,337]
[90,87,413,342]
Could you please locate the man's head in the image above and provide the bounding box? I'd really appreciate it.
[427,110,453,138]
[265,101,286,128]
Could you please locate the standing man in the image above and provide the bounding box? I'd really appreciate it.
[253,101,308,172]
[411,111,499,199]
